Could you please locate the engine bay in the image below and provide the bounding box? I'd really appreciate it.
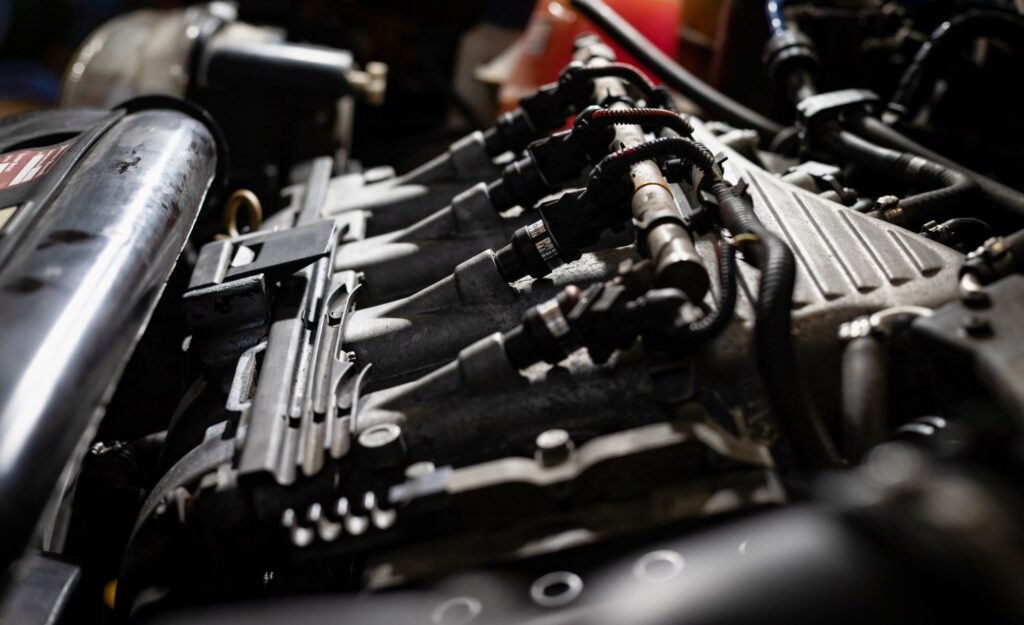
[1,1,1024,623]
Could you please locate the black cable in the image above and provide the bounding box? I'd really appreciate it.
[889,10,1024,121]
[938,217,993,241]
[590,136,717,183]
[584,106,694,136]
[762,7,1024,228]
[710,179,843,468]
[564,63,664,105]
[924,217,994,250]
[570,0,785,141]
[673,239,737,345]
[818,122,977,229]
[854,116,1024,225]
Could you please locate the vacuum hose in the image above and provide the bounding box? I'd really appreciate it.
[818,122,977,229]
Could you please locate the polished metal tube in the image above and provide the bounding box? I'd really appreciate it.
[0,108,217,568]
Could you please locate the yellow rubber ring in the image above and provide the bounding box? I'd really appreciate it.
[633,180,675,197]
[103,579,117,610]
[731,233,760,247]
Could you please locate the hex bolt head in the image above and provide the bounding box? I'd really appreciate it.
[535,429,574,467]
[358,423,406,468]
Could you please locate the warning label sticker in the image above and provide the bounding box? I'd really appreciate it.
[0,143,71,190]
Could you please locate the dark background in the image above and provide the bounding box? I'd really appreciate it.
[0,0,536,168]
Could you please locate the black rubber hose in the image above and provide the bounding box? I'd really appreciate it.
[889,10,1024,120]
[841,336,889,462]
[710,179,843,468]
[673,239,737,346]
[571,0,785,141]
[762,11,1024,228]
[898,158,976,227]
[760,3,1024,227]
[586,107,694,136]
[855,116,1024,224]
[565,62,663,104]
[762,10,1024,227]
[818,123,977,229]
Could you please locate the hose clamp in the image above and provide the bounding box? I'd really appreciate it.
[839,306,933,340]
[903,155,928,181]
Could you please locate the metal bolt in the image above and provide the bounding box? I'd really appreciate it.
[358,423,406,468]
[290,526,314,548]
[348,62,388,105]
[959,273,990,308]
[873,195,904,224]
[535,429,574,467]
[306,503,322,524]
[876,194,899,209]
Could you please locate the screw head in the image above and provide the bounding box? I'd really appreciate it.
[358,423,406,468]
[535,429,574,467]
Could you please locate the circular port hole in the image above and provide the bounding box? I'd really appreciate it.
[633,550,685,583]
[431,596,482,625]
[530,571,583,608]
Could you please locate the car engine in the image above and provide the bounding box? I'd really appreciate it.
[1,1,1024,623]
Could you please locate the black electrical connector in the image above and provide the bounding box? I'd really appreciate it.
[482,53,671,158]
[961,230,1024,286]
[487,105,696,212]
[501,265,684,369]
[494,134,719,283]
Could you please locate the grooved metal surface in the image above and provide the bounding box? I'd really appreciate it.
[689,122,962,438]
[742,170,958,308]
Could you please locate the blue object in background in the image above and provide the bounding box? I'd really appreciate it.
[70,0,124,44]
[0,0,128,102]
[0,59,61,101]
